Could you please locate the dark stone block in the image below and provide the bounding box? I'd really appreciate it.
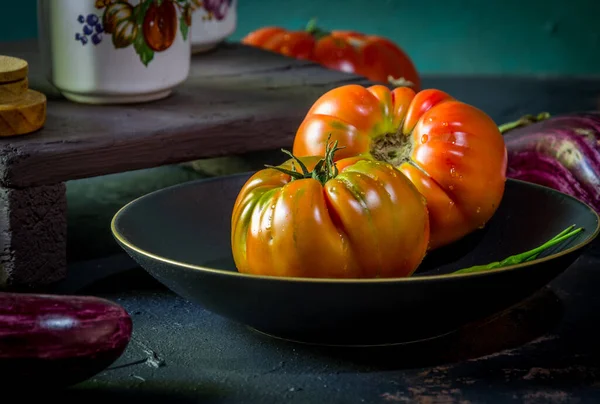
[0,183,66,288]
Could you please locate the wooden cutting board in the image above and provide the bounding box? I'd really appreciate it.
[0,55,46,137]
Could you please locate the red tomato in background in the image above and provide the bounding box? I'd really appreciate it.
[242,27,315,60]
[242,23,421,90]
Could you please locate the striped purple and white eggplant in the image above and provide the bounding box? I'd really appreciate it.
[501,111,600,213]
[0,292,133,388]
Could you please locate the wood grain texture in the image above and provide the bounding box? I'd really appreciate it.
[0,40,370,188]
[0,55,28,83]
[0,78,28,101]
[0,89,47,137]
[0,183,67,288]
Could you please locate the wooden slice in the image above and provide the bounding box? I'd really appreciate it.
[0,89,47,136]
[0,56,28,84]
[0,77,28,101]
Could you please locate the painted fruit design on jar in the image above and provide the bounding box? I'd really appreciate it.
[74,0,194,66]
[190,0,234,21]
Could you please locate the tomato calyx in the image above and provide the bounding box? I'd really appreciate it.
[305,19,361,49]
[267,136,345,185]
[369,131,413,168]
[305,18,331,41]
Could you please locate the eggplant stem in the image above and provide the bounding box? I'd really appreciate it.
[498,112,551,134]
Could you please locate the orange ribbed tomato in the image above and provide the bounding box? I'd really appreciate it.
[241,25,420,90]
[292,84,508,250]
[231,149,430,279]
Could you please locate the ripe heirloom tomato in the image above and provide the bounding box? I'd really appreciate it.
[241,22,420,90]
[292,85,508,250]
[231,142,430,279]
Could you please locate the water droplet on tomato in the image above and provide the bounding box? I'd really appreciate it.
[476,206,481,213]
[330,186,337,192]
[421,134,429,143]
[449,185,454,190]
[478,222,486,229]
[450,167,457,177]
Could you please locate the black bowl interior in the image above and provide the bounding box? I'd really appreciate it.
[114,174,597,276]
[112,174,599,345]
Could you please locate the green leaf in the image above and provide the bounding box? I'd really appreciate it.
[133,30,154,67]
[179,13,189,41]
[135,0,154,26]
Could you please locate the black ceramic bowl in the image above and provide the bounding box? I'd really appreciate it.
[111,174,599,346]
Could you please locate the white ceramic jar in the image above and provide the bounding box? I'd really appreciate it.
[37,0,193,104]
[190,0,237,54]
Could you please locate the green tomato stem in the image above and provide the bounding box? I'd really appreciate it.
[452,225,583,275]
[265,134,344,185]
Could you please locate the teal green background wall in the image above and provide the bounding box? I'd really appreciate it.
[3,0,599,75]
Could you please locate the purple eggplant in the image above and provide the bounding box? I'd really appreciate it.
[0,292,132,388]
[501,112,600,213]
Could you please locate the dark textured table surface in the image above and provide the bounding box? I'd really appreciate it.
[43,247,600,404]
